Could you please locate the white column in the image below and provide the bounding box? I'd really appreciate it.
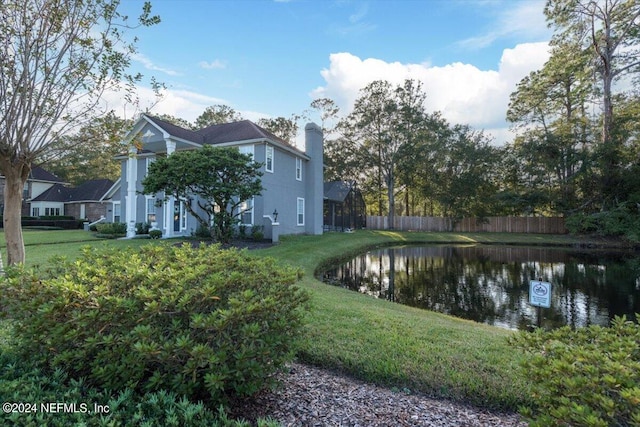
[163,139,176,237]
[125,147,138,238]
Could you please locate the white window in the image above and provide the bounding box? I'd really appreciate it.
[240,198,253,225]
[113,202,121,223]
[265,145,274,173]
[239,145,254,159]
[296,157,302,181]
[297,197,305,226]
[146,197,156,223]
[32,207,39,217]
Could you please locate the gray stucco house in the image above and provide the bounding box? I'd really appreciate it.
[116,114,324,241]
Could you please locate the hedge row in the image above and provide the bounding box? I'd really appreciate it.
[0,216,84,229]
[0,220,84,229]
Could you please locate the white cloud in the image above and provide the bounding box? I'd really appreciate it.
[311,42,551,145]
[199,59,227,70]
[456,0,550,49]
[100,84,271,127]
[131,52,181,76]
[100,85,228,123]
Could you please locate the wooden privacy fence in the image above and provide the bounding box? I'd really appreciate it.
[366,216,567,234]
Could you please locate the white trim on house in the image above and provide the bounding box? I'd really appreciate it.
[213,138,310,160]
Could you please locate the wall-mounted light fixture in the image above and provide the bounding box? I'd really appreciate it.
[272,209,278,222]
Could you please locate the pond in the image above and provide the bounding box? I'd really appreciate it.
[321,245,640,330]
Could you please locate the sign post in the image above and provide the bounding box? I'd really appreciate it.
[530,279,551,328]
[529,280,552,308]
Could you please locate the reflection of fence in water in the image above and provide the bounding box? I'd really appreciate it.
[387,245,571,264]
[366,216,567,234]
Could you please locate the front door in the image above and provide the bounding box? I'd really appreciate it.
[174,200,182,232]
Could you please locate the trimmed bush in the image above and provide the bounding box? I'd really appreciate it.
[136,222,151,235]
[0,354,278,426]
[1,244,307,407]
[149,229,162,239]
[95,222,127,237]
[509,316,640,426]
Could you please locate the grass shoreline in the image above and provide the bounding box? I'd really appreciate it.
[256,230,636,412]
[2,229,636,413]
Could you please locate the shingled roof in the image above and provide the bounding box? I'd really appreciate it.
[144,115,300,152]
[27,166,65,183]
[146,115,204,143]
[32,179,115,203]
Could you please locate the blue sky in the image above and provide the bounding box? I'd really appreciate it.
[112,0,553,145]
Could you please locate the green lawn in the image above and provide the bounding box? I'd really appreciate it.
[254,231,591,410]
[0,229,171,268]
[0,229,599,411]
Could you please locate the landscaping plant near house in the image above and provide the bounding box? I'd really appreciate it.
[509,316,640,427]
[95,222,127,238]
[1,243,308,408]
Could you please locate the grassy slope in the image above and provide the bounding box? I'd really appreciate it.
[257,230,591,411]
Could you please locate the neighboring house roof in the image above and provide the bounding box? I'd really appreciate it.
[30,183,72,202]
[32,179,115,203]
[29,166,65,183]
[324,181,358,203]
[68,179,115,202]
[0,166,64,184]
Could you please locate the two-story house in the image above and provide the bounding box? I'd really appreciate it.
[116,114,324,241]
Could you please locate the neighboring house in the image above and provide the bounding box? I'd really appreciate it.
[324,180,366,231]
[117,114,324,241]
[0,166,67,217]
[30,178,119,222]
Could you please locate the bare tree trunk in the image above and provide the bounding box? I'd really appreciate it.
[1,163,28,266]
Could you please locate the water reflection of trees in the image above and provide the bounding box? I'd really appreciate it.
[321,245,640,330]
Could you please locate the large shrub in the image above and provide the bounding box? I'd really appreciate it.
[1,243,307,406]
[509,316,640,427]
[95,222,127,237]
[566,203,640,242]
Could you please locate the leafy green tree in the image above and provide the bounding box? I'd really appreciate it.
[258,115,300,143]
[309,98,340,136]
[426,124,500,221]
[0,0,160,265]
[154,114,195,130]
[42,112,131,185]
[344,79,430,226]
[507,40,593,214]
[142,146,263,242]
[545,0,640,206]
[194,104,243,128]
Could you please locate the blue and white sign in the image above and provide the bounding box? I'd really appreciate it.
[529,280,552,308]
